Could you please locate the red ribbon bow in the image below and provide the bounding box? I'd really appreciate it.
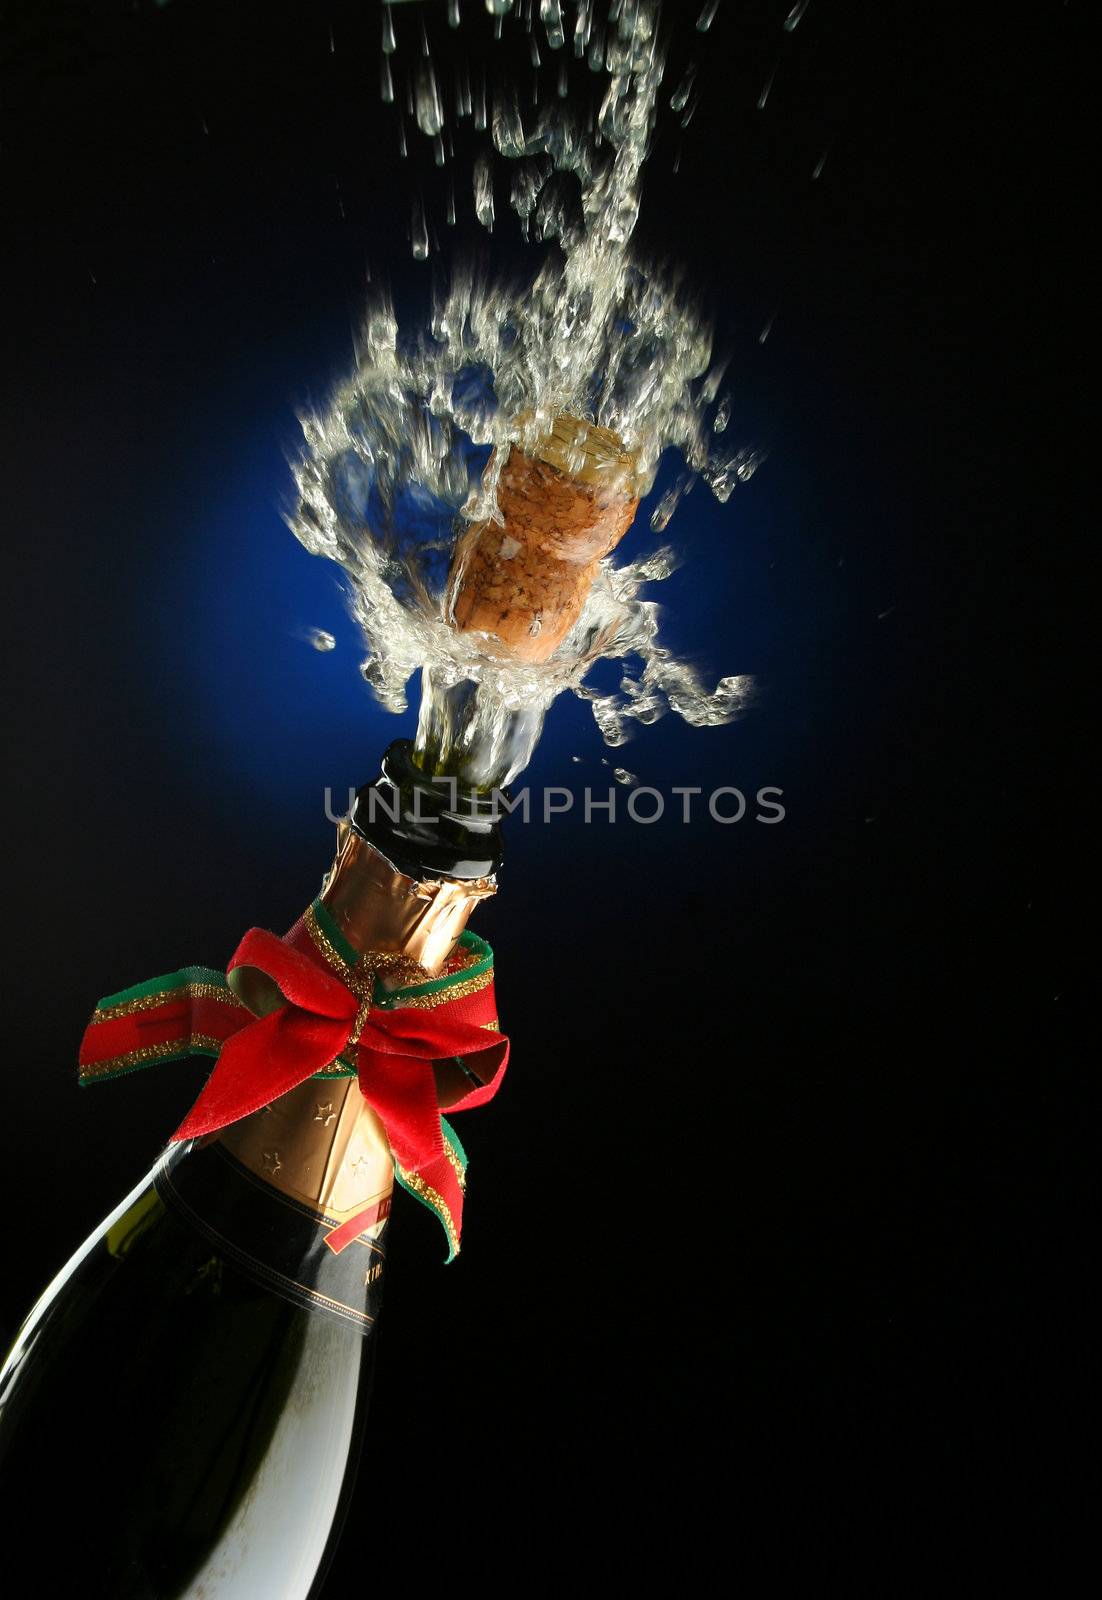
[178,926,503,1145]
[79,915,509,1259]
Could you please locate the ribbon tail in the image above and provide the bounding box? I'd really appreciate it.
[354,1043,461,1256]
[395,1150,466,1263]
[355,1041,446,1169]
[79,967,249,1085]
[322,1119,467,1260]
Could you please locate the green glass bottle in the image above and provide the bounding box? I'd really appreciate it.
[0,1125,381,1599]
[0,757,504,1598]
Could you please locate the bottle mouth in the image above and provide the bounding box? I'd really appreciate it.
[350,740,507,882]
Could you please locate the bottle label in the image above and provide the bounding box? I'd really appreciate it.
[154,1141,386,1335]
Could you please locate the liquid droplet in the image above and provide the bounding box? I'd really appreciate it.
[380,55,394,104]
[382,9,396,55]
[696,0,720,33]
[307,628,336,652]
[415,61,444,136]
[669,64,697,113]
[492,87,526,157]
[456,65,472,118]
[474,152,495,230]
[613,767,637,786]
[541,1,565,51]
[758,67,776,110]
[812,145,829,180]
[449,0,461,29]
[411,196,430,260]
[650,483,683,532]
[784,0,810,31]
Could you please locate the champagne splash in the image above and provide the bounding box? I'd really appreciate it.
[289,2,758,771]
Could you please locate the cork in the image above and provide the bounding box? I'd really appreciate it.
[447,415,640,662]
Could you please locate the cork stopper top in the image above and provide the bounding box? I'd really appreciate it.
[446,413,641,663]
[522,414,639,497]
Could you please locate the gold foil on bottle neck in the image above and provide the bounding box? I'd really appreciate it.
[218,1078,394,1230]
[321,823,496,976]
[217,827,494,1218]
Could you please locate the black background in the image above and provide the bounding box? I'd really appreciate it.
[0,0,1090,1582]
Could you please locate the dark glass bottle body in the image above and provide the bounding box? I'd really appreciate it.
[0,1140,380,1599]
[0,752,502,1596]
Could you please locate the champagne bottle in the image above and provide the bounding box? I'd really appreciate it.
[0,414,637,1597]
[0,752,503,1599]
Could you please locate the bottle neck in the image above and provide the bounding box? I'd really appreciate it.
[320,814,495,972]
[219,757,498,1219]
[217,1077,394,1235]
[350,738,506,880]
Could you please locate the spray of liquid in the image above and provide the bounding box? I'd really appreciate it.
[290,2,759,776]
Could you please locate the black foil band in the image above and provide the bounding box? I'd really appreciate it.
[351,739,506,881]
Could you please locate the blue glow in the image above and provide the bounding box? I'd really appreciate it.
[163,416,773,818]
